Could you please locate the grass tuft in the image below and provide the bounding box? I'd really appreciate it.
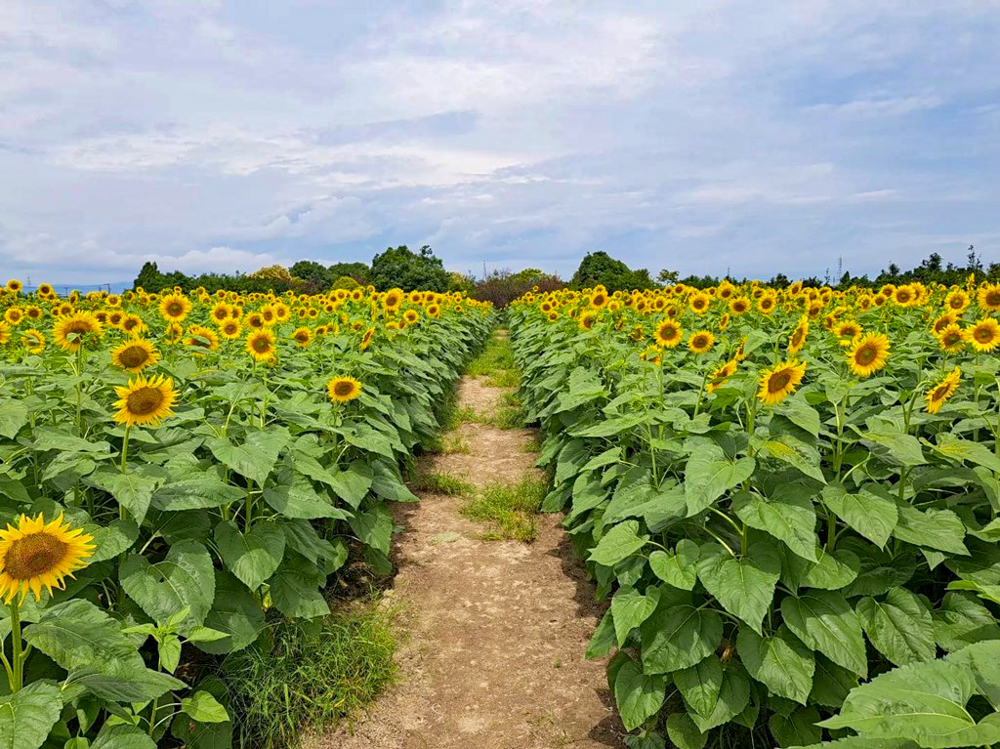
[410,471,476,496]
[466,335,516,377]
[222,599,399,749]
[482,404,524,429]
[485,369,520,388]
[461,477,546,542]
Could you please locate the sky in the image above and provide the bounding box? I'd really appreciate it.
[1,0,999,288]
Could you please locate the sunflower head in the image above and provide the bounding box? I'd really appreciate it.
[788,317,809,355]
[579,311,598,331]
[707,359,738,393]
[757,360,807,405]
[185,325,219,353]
[977,283,1000,313]
[246,329,277,361]
[926,367,961,415]
[291,327,312,347]
[654,319,683,348]
[0,513,94,602]
[937,323,966,352]
[113,374,177,428]
[111,338,159,373]
[6,279,22,293]
[688,330,715,354]
[328,376,362,403]
[967,318,1000,353]
[847,332,890,377]
[220,319,241,339]
[20,328,45,354]
[53,312,103,352]
[730,297,750,315]
[159,293,192,322]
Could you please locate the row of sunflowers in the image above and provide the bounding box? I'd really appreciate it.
[509,278,1000,749]
[0,279,493,748]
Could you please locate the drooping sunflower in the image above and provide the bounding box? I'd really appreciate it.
[246,329,277,361]
[977,283,1000,313]
[757,360,807,405]
[967,318,1000,353]
[706,359,738,393]
[111,339,159,373]
[328,376,362,403]
[653,319,683,348]
[360,328,375,350]
[20,328,44,354]
[113,374,177,427]
[53,311,103,351]
[579,311,598,331]
[0,513,94,602]
[0,321,9,344]
[846,332,890,377]
[291,327,312,347]
[158,293,192,322]
[688,330,715,354]
[936,323,966,352]
[926,367,961,414]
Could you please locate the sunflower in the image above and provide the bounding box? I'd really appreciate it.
[977,283,1000,313]
[653,319,683,348]
[53,311,103,351]
[730,297,751,315]
[185,325,219,352]
[4,308,23,326]
[219,319,241,339]
[758,295,777,314]
[426,303,441,318]
[159,293,192,322]
[718,313,731,331]
[383,288,404,312]
[20,328,44,354]
[936,323,966,352]
[757,360,807,405]
[945,289,970,313]
[246,329,277,361]
[834,320,861,340]
[579,311,598,331]
[360,328,375,350]
[706,359,738,393]
[688,330,715,354]
[689,293,710,315]
[932,312,957,335]
[291,327,312,347]
[24,305,42,322]
[846,333,890,377]
[113,374,177,427]
[590,290,609,308]
[892,285,917,307]
[37,283,53,296]
[403,309,420,325]
[6,279,22,293]
[210,302,231,325]
[0,514,94,602]
[926,367,961,414]
[120,313,144,335]
[967,318,1000,353]
[111,339,159,373]
[0,321,9,344]
[328,376,362,403]
[246,312,265,329]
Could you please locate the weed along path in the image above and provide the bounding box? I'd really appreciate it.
[312,331,625,749]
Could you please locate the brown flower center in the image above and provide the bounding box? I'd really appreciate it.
[253,336,271,353]
[855,344,877,365]
[987,292,1000,307]
[126,386,164,416]
[166,302,183,316]
[5,533,66,579]
[334,380,355,397]
[119,345,150,368]
[768,371,792,393]
[931,384,950,401]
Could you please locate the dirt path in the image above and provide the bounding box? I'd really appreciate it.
[309,334,624,749]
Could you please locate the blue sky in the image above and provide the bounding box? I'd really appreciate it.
[1,1,999,287]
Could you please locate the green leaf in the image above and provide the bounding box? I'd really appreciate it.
[268,551,330,619]
[738,625,815,704]
[649,539,699,590]
[152,475,244,511]
[0,681,62,749]
[588,520,649,567]
[934,433,1000,473]
[687,663,751,733]
[856,587,936,666]
[120,540,215,631]
[863,426,926,466]
[683,440,756,515]
[206,427,289,486]
[769,706,821,747]
[640,604,722,674]
[760,424,826,484]
[214,519,285,590]
[87,468,160,525]
[181,691,229,723]
[666,713,706,749]
[932,591,1000,652]
[330,460,374,508]
[733,486,819,562]
[0,399,28,439]
[786,547,860,591]
[196,570,263,655]
[67,666,187,703]
[892,503,968,555]
[586,609,616,660]
[611,586,659,645]
[809,654,859,708]
[674,655,723,722]
[613,657,667,731]
[696,542,780,634]
[263,477,346,520]
[348,504,394,555]
[91,725,157,749]
[24,599,145,673]
[88,518,140,563]
[821,483,897,548]
[775,397,821,437]
[781,590,867,677]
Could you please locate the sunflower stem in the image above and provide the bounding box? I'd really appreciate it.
[8,599,23,693]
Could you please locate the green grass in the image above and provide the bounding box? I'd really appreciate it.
[466,334,516,377]
[410,471,476,496]
[460,477,546,542]
[485,368,519,387]
[439,434,471,454]
[222,599,399,749]
[482,404,524,429]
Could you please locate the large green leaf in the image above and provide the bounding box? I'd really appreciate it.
[268,551,330,619]
[785,547,860,591]
[87,467,161,524]
[610,586,659,645]
[820,483,897,548]
[934,433,1000,473]
[91,725,157,749]
[214,519,285,590]
[769,705,821,748]
[733,487,818,562]
[781,590,868,677]
[0,682,62,749]
[687,663,751,733]
[932,591,1000,652]
[738,625,815,704]
[206,427,289,486]
[348,504,394,555]
[640,604,722,674]
[588,520,649,567]
[683,440,756,515]
[862,426,926,466]
[263,477,346,520]
[674,655,723,723]
[892,503,968,555]
[649,539,700,590]
[152,475,244,511]
[120,540,215,631]
[0,399,28,439]
[696,542,779,634]
[613,657,667,731]
[856,587,935,666]
[196,570,264,655]
[666,713,707,749]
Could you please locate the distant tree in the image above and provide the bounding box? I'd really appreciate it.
[289,260,333,290]
[572,251,653,291]
[446,271,475,294]
[471,268,564,308]
[332,275,360,290]
[768,273,791,287]
[657,268,680,285]
[327,262,370,284]
[369,245,450,292]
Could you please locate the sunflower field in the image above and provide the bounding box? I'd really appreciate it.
[509,279,1000,749]
[0,279,492,748]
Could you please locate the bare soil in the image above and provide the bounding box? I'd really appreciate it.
[307,359,624,749]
